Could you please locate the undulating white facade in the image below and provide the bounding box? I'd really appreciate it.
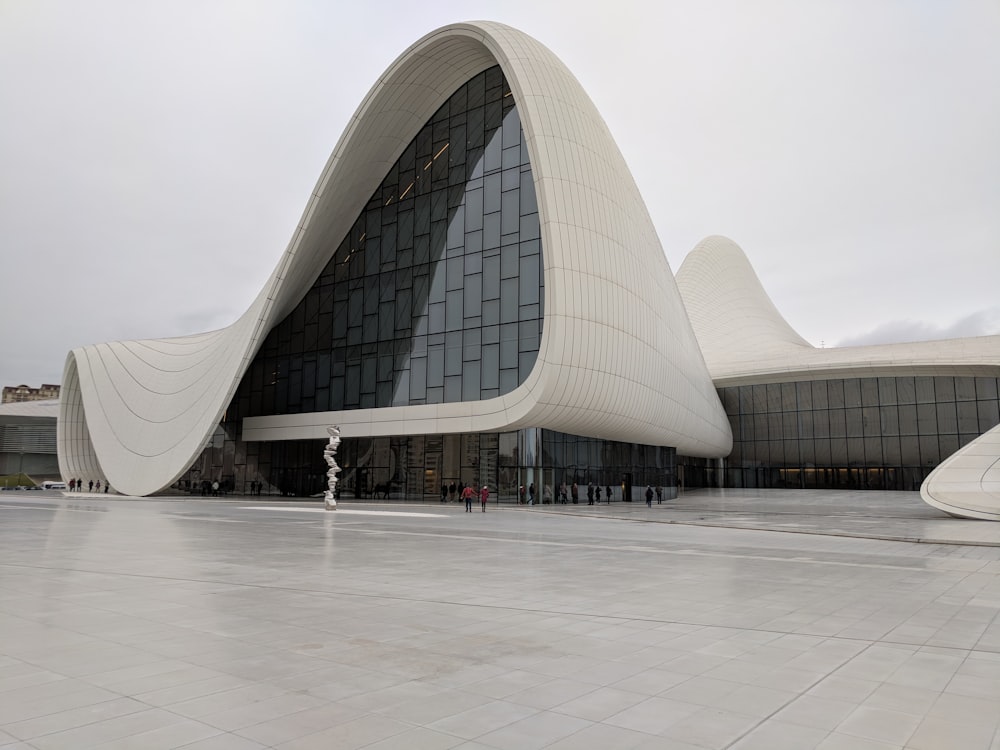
[58,21,732,498]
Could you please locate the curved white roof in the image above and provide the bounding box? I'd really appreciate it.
[677,236,1000,386]
[59,21,732,497]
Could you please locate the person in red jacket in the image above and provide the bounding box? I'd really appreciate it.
[462,484,474,512]
[480,485,489,512]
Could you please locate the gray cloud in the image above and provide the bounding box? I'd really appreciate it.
[836,308,1000,347]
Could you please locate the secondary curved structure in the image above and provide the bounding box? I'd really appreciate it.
[676,235,1000,519]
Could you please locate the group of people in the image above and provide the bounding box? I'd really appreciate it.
[461,483,490,512]
[441,481,491,511]
[67,478,108,493]
[645,485,664,506]
[440,479,667,507]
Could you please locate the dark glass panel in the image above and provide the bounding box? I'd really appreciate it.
[519,254,540,306]
[882,436,901,464]
[898,404,918,435]
[918,435,940,465]
[780,383,796,411]
[721,388,739,414]
[976,378,999,400]
[939,434,959,461]
[936,403,958,434]
[915,377,936,403]
[978,400,1000,430]
[935,377,956,402]
[880,406,899,436]
[899,435,920,465]
[916,404,937,435]
[956,401,979,434]
[766,384,782,413]
[499,368,519,395]
[812,381,829,409]
[955,377,976,401]
[830,438,848,464]
[813,410,831,438]
[877,377,897,405]
[844,379,862,408]
[845,408,863,438]
[747,412,764,441]
[860,379,879,407]
[500,278,519,323]
[828,380,845,408]
[846,438,865,465]
[445,289,463,331]
[828,409,847,438]
[518,349,537,385]
[781,411,798,437]
[814,438,832,466]
[796,382,812,411]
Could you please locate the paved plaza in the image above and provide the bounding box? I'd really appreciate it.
[1,489,998,749]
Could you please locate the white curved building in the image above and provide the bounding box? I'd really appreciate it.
[59,21,731,500]
[58,23,1000,519]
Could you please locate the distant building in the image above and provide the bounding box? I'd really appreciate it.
[0,399,59,480]
[2,384,61,404]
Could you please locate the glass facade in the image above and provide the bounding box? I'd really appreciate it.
[176,427,675,504]
[696,375,1000,491]
[231,65,543,420]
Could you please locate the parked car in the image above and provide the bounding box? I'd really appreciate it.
[42,481,68,490]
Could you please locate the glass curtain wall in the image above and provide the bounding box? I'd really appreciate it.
[174,428,676,503]
[230,65,543,423]
[695,375,1000,491]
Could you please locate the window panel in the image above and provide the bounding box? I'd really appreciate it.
[976,378,999,400]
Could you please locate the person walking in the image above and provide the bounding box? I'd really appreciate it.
[462,483,474,512]
[587,482,594,505]
[645,485,654,507]
[69,478,75,492]
[656,485,663,504]
[480,485,489,512]
[441,483,448,503]
[88,479,94,492]
[571,482,579,504]
[528,483,536,506]
[595,485,602,504]
[606,485,612,503]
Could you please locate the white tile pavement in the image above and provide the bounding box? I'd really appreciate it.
[0,490,998,749]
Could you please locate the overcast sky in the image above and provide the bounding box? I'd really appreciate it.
[2,0,998,389]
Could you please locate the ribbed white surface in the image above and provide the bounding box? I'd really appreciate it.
[59,22,732,497]
[677,236,1000,386]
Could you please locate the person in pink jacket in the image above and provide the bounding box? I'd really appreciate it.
[480,485,490,512]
